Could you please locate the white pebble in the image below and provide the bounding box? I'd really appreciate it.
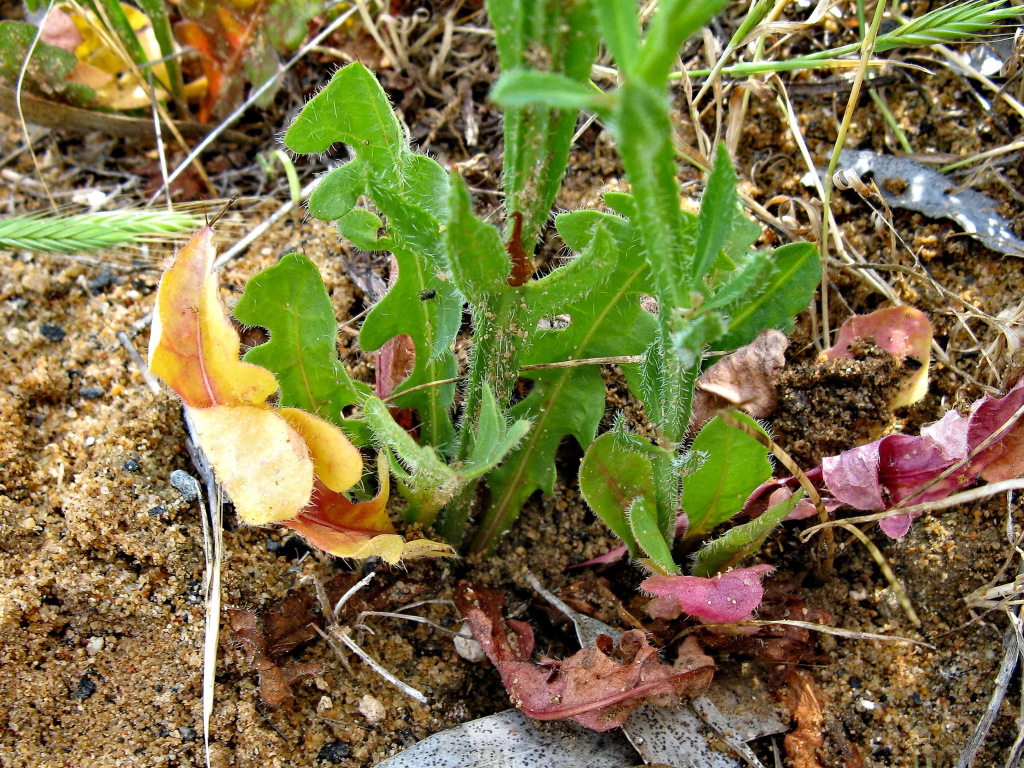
[454,623,486,663]
[359,694,386,724]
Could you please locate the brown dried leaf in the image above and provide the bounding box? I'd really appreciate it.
[226,608,323,707]
[691,330,789,430]
[455,582,715,732]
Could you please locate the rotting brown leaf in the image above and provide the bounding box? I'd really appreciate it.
[226,608,323,707]
[454,582,715,731]
[782,668,827,768]
[691,329,789,430]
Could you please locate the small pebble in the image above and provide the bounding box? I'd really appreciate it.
[454,623,486,663]
[40,324,66,341]
[89,269,117,292]
[123,459,141,473]
[178,726,197,742]
[147,505,166,518]
[80,386,105,399]
[19,517,36,530]
[316,695,333,714]
[170,470,200,502]
[85,637,104,656]
[358,694,386,724]
[73,674,97,701]
[317,742,350,763]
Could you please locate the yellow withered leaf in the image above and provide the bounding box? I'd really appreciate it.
[150,227,278,409]
[188,405,315,526]
[283,456,455,564]
[278,407,363,493]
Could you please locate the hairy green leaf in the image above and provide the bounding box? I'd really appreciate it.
[628,495,678,574]
[717,242,821,350]
[0,21,96,105]
[692,491,804,577]
[693,144,739,281]
[284,62,403,161]
[234,253,370,425]
[682,414,772,540]
[578,431,656,556]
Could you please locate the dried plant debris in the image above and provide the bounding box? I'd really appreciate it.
[226,608,323,707]
[691,329,789,430]
[454,582,715,731]
[528,575,788,768]
[374,708,640,768]
[837,149,1024,257]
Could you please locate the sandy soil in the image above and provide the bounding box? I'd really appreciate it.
[2,5,1024,767]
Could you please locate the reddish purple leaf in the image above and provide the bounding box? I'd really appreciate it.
[641,565,775,624]
[802,379,1024,538]
[454,582,714,731]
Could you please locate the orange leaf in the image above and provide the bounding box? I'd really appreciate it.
[188,405,314,525]
[278,408,363,493]
[283,456,454,564]
[149,227,278,409]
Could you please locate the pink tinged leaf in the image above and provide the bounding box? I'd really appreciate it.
[967,379,1024,482]
[824,306,932,408]
[149,227,278,409]
[374,333,416,400]
[641,564,775,624]
[454,584,714,731]
[187,405,314,526]
[41,9,84,50]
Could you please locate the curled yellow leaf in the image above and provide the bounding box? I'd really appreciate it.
[283,456,454,564]
[188,405,314,526]
[278,407,363,493]
[149,227,279,408]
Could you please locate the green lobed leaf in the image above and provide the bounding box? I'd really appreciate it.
[681,414,772,541]
[692,490,804,577]
[471,212,656,554]
[284,62,403,161]
[716,241,821,351]
[234,253,371,427]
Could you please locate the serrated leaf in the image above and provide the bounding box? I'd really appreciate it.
[234,253,370,425]
[693,144,738,281]
[692,491,804,577]
[717,242,821,350]
[682,414,772,540]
